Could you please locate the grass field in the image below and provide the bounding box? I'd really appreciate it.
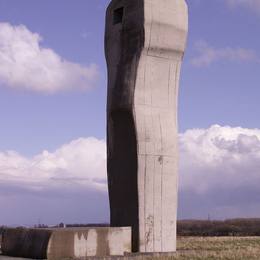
[173,236,260,260]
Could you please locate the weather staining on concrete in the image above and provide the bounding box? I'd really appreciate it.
[48,227,131,259]
[73,230,98,257]
[105,0,188,253]
[1,227,131,259]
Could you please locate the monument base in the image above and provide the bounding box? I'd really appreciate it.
[1,227,131,259]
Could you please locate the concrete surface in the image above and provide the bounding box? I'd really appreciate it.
[1,228,51,259]
[105,0,188,253]
[1,227,131,259]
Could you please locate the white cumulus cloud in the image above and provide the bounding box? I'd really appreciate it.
[0,137,107,193]
[0,22,99,93]
[180,125,260,193]
[1,125,260,222]
[179,125,260,219]
[191,41,259,67]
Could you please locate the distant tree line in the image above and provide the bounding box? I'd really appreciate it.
[2,219,260,237]
[66,223,110,228]
[177,219,260,236]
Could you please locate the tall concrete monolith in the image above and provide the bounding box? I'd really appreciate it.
[105,0,188,253]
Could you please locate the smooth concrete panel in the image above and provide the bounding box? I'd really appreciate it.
[105,0,188,253]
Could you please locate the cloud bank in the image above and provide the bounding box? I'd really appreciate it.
[0,137,107,194]
[1,125,260,224]
[0,22,98,94]
[179,125,260,219]
[180,125,260,193]
[191,41,259,67]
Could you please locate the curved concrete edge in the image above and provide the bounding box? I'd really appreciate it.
[1,227,131,259]
[1,228,51,259]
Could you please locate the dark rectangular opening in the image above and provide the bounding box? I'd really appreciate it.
[113,7,124,25]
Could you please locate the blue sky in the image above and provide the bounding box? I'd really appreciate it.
[0,0,260,225]
[0,0,108,156]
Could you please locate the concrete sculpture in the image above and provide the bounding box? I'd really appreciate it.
[105,0,188,253]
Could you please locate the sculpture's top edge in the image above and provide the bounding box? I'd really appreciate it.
[105,0,188,59]
[106,0,188,5]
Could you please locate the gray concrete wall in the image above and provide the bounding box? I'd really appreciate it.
[1,227,131,259]
[105,0,188,253]
[47,227,131,259]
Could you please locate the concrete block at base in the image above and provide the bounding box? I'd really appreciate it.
[1,227,131,259]
[1,228,51,259]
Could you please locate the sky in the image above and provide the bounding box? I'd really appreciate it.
[0,0,260,226]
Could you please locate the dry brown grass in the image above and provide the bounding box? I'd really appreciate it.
[173,236,260,259]
[127,237,260,260]
[95,237,260,259]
